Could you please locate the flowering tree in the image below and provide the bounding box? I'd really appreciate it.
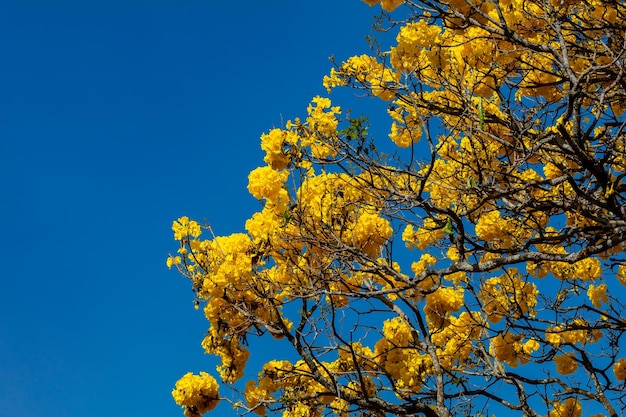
[168,0,626,416]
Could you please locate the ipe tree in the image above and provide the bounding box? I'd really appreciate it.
[168,0,626,416]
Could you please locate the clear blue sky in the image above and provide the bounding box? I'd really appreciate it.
[0,1,389,416]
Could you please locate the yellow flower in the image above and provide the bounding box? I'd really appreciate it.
[202,327,251,383]
[172,372,220,417]
[361,0,404,12]
[613,358,626,380]
[475,210,513,246]
[490,333,539,367]
[245,207,281,243]
[389,121,421,147]
[546,319,602,346]
[166,255,181,269]
[573,257,602,281]
[247,166,289,202]
[322,68,346,92]
[617,266,626,286]
[411,253,437,276]
[446,246,460,262]
[554,354,578,375]
[381,0,403,11]
[244,380,271,416]
[479,270,538,324]
[284,402,312,417]
[402,218,445,250]
[397,20,441,48]
[306,96,341,137]
[172,216,202,240]
[548,398,582,417]
[351,209,393,257]
[380,316,414,346]
[260,129,290,170]
[587,283,608,307]
[424,286,464,328]
[523,339,540,354]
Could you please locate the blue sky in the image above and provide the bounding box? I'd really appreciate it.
[0,2,390,416]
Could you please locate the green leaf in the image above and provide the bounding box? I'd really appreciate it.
[444,217,454,235]
[281,211,292,227]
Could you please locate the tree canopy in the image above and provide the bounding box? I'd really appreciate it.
[168,0,626,416]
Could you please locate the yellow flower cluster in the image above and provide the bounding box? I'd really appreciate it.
[361,0,403,11]
[332,342,377,374]
[411,253,437,277]
[260,128,298,170]
[380,316,414,346]
[424,286,464,329]
[387,93,423,147]
[548,257,603,282]
[244,360,289,416]
[284,402,318,417]
[390,21,444,77]
[402,219,444,251]
[587,283,608,308]
[475,211,521,249]
[374,317,431,393]
[248,165,289,203]
[613,358,626,380]
[619,266,626,286]
[172,216,202,241]
[367,259,412,301]
[479,269,538,323]
[490,333,540,367]
[166,254,181,269]
[202,328,251,383]
[170,220,294,384]
[548,398,582,417]
[352,211,393,257]
[303,96,341,159]
[172,372,220,417]
[554,354,578,375]
[431,312,484,369]
[244,359,329,417]
[307,96,340,132]
[325,55,398,101]
[546,319,602,346]
[296,172,392,258]
[245,208,282,244]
